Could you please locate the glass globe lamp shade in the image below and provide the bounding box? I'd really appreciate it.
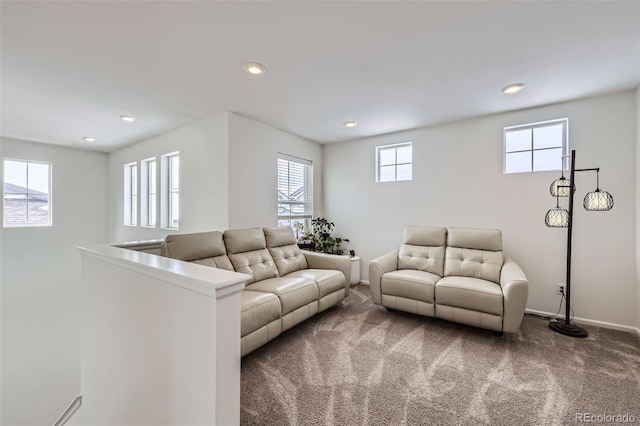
[550,177,571,197]
[545,207,569,227]
[583,189,614,211]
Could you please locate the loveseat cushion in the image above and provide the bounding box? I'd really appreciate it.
[224,228,279,284]
[444,227,503,284]
[245,276,318,315]
[163,231,234,270]
[286,269,345,298]
[381,269,438,303]
[435,276,503,316]
[241,291,282,337]
[264,227,308,275]
[398,226,446,276]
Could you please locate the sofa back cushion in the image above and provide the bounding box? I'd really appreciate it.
[264,227,308,276]
[397,226,446,276]
[444,227,503,284]
[162,231,233,271]
[224,228,279,284]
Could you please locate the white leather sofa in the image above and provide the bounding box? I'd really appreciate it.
[162,226,351,355]
[369,226,528,334]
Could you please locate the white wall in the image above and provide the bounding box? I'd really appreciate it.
[108,112,229,243]
[324,91,638,328]
[636,86,640,332]
[1,137,108,425]
[227,112,323,229]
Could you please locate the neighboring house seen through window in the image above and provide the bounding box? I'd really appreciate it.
[375,142,412,183]
[278,154,313,232]
[504,118,568,173]
[3,158,52,228]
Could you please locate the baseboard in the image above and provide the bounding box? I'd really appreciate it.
[526,308,640,336]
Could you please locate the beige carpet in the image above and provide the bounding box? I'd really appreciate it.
[241,285,640,425]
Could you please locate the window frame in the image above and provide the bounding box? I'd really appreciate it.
[375,141,413,183]
[277,153,313,231]
[123,162,138,227]
[2,158,53,228]
[140,157,157,228]
[161,152,180,230]
[503,118,569,174]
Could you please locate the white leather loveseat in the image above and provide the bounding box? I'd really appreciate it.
[162,226,351,355]
[369,226,528,334]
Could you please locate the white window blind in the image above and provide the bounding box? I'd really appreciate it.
[277,154,313,229]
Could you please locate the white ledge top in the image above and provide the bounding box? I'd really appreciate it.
[78,244,249,298]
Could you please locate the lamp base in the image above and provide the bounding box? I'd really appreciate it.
[549,320,588,338]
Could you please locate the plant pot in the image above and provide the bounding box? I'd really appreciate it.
[349,256,360,285]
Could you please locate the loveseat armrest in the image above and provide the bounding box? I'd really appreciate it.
[368,250,399,305]
[500,257,529,333]
[302,251,351,295]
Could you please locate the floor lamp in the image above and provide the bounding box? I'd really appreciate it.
[544,149,614,338]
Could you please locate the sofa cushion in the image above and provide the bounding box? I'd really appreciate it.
[444,247,503,284]
[447,227,502,251]
[224,228,279,284]
[246,277,318,315]
[241,291,281,337]
[191,256,235,271]
[163,231,234,271]
[381,269,438,303]
[264,227,308,275]
[398,226,446,276]
[163,230,226,260]
[403,225,447,246]
[228,249,279,284]
[224,227,267,254]
[435,276,503,316]
[264,226,297,247]
[445,227,503,284]
[286,269,345,298]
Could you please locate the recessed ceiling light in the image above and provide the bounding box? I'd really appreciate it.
[120,115,136,122]
[502,83,525,94]
[344,121,358,128]
[83,137,96,142]
[243,62,266,76]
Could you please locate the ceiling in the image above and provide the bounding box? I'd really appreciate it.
[1,1,639,152]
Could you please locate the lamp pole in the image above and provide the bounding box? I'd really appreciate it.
[549,149,589,338]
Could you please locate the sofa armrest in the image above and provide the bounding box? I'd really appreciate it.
[500,257,529,333]
[368,250,399,305]
[302,251,351,295]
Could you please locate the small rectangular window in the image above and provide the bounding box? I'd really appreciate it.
[277,154,313,231]
[161,152,179,229]
[124,162,138,226]
[141,158,157,228]
[504,118,568,174]
[3,159,52,228]
[375,142,412,183]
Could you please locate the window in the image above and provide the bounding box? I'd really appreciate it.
[504,118,568,174]
[375,142,412,182]
[161,152,179,229]
[124,162,138,226]
[141,158,157,227]
[3,159,52,227]
[277,154,313,231]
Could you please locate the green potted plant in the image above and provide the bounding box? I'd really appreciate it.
[310,217,359,285]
